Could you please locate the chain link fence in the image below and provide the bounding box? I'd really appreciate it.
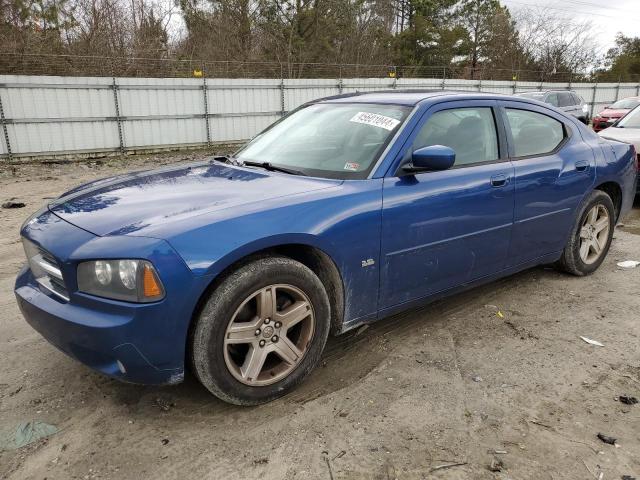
[2,53,639,83]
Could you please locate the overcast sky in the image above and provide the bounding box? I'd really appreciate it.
[500,0,640,55]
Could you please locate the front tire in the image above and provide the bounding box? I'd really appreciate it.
[191,256,330,405]
[557,190,615,276]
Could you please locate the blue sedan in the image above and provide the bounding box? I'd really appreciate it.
[15,91,638,405]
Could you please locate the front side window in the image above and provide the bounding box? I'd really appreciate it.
[235,103,410,179]
[506,109,566,157]
[412,107,499,166]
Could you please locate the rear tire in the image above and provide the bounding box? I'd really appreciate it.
[556,190,615,276]
[191,256,330,405]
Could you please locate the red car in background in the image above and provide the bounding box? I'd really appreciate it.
[592,96,640,131]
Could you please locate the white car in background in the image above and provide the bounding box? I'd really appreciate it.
[598,105,640,196]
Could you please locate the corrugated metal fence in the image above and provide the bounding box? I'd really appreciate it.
[1,75,639,159]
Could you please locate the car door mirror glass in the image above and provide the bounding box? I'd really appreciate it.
[406,145,456,172]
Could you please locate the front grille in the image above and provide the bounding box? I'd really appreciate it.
[22,239,70,302]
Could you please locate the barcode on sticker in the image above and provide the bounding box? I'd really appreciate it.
[350,112,400,131]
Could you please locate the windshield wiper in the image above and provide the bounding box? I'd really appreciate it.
[242,161,305,176]
[211,154,243,166]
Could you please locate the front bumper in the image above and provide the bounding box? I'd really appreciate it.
[14,210,210,385]
[16,267,185,384]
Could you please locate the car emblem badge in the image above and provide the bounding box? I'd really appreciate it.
[361,259,375,267]
[262,325,275,338]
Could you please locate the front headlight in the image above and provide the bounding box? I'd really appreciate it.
[77,259,164,303]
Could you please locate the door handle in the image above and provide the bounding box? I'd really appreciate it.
[575,160,589,171]
[490,173,509,187]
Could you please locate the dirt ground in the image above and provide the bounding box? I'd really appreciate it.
[0,152,639,480]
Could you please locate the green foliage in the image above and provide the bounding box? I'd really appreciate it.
[604,34,640,81]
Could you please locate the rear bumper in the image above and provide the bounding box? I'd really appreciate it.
[16,266,185,385]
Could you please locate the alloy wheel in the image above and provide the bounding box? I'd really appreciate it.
[223,284,315,386]
[579,204,610,265]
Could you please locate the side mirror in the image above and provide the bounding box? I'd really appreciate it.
[403,145,455,173]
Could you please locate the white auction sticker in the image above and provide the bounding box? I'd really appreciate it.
[343,162,360,171]
[350,112,400,131]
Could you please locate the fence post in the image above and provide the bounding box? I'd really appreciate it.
[111,77,124,154]
[591,81,598,118]
[568,71,572,91]
[280,77,285,117]
[392,66,397,89]
[0,92,12,160]
[615,76,621,102]
[202,75,211,147]
[441,67,446,90]
[636,81,639,97]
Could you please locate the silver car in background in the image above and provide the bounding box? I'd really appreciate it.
[598,105,640,195]
[516,90,590,124]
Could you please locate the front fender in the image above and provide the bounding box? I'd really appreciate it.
[165,179,384,324]
[199,233,336,278]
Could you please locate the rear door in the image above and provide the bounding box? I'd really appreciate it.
[499,101,596,266]
[379,100,514,309]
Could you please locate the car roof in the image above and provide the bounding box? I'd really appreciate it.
[612,96,640,101]
[316,90,510,106]
[515,90,579,95]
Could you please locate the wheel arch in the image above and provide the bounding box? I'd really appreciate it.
[187,242,346,363]
[594,181,622,221]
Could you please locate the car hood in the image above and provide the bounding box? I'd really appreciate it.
[49,161,341,237]
[598,127,640,150]
[596,108,629,118]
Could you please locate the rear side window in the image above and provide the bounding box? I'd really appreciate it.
[557,92,573,107]
[412,107,499,166]
[505,109,566,157]
[570,93,582,105]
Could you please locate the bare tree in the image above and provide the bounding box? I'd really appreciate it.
[514,6,596,79]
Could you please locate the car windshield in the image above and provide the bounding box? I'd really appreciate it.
[235,103,411,179]
[610,98,640,110]
[616,106,640,128]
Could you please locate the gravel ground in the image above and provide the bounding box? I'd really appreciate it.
[0,153,639,480]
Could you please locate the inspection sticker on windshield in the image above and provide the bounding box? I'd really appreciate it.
[350,112,400,131]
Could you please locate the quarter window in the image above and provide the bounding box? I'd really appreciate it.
[505,109,566,157]
[412,107,499,166]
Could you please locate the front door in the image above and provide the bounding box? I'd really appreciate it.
[379,101,515,310]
